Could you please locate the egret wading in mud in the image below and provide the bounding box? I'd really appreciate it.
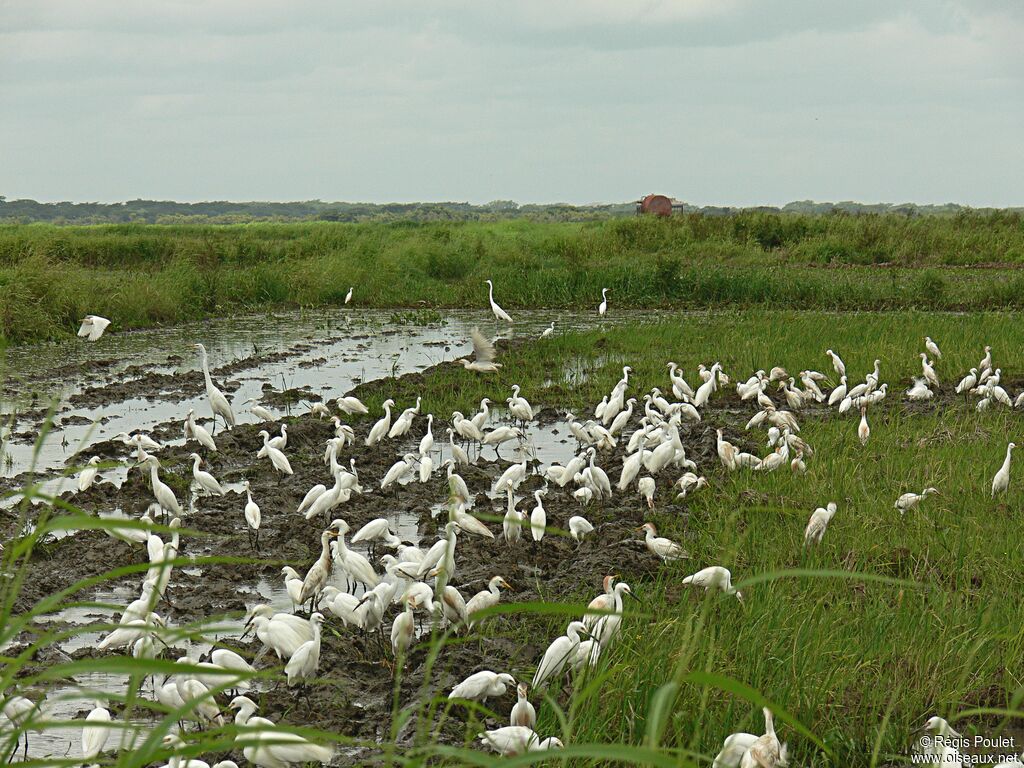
[195,343,236,431]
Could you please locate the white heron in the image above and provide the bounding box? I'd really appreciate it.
[457,328,503,372]
[242,479,261,550]
[285,612,324,688]
[448,671,517,703]
[486,278,513,323]
[366,399,395,447]
[195,343,236,430]
[681,566,743,602]
[532,621,590,689]
[804,502,837,545]
[993,442,1015,497]
[190,453,225,496]
[598,287,609,316]
[638,522,686,561]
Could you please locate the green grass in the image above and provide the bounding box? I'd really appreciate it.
[4,311,1024,767]
[351,310,1024,765]
[1,214,1024,343]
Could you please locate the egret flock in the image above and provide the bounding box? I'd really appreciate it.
[0,291,1020,768]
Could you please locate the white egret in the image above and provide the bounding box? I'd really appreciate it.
[419,413,434,456]
[568,515,594,542]
[894,487,939,514]
[388,399,420,439]
[336,395,369,415]
[992,442,1015,497]
[529,490,546,543]
[366,399,395,447]
[345,286,353,304]
[391,596,417,662]
[78,456,101,491]
[285,613,324,688]
[598,287,609,316]
[956,368,978,394]
[144,456,182,519]
[503,489,525,545]
[446,428,470,466]
[296,482,326,516]
[532,620,589,689]
[330,518,380,590]
[495,458,528,494]
[925,335,942,359]
[739,708,782,768]
[228,696,334,767]
[485,278,513,323]
[257,424,288,455]
[804,502,837,545]
[682,566,743,602]
[479,726,562,756]
[280,566,303,609]
[184,409,217,451]
[448,671,517,703]
[190,453,225,496]
[457,327,503,372]
[381,453,417,491]
[242,480,261,550]
[195,343,236,429]
[453,506,494,539]
[540,322,555,339]
[81,701,111,761]
[258,430,293,475]
[244,399,275,423]
[78,314,111,341]
[638,522,686,561]
[466,576,512,627]
[825,349,846,378]
[244,605,314,660]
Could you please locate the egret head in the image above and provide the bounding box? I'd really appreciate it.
[497,673,516,686]
[827,502,838,513]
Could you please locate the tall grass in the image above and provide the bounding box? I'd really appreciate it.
[1,215,1024,343]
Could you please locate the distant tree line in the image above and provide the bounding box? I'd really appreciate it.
[0,195,1018,225]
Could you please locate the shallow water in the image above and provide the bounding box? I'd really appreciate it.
[2,308,638,761]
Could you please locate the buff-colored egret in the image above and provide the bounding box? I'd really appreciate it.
[598,287,609,316]
[532,621,589,689]
[285,612,324,688]
[858,406,870,446]
[804,502,837,545]
[894,487,939,514]
[682,566,743,602]
[925,336,942,359]
[466,576,512,627]
[540,322,555,339]
[638,476,655,508]
[583,575,616,630]
[391,596,417,663]
[503,490,525,545]
[184,409,217,452]
[510,683,536,728]
[449,671,517,703]
[78,456,101,491]
[366,399,395,447]
[228,696,334,767]
[993,442,1015,497]
[258,430,293,475]
[195,343,236,430]
[529,490,546,542]
[190,453,225,496]
[638,522,686,561]
[240,479,261,550]
[568,515,594,542]
[739,708,782,768]
[298,530,337,610]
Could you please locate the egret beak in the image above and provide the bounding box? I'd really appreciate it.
[624,590,642,604]
[500,580,513,590]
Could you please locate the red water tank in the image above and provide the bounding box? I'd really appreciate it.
[639,194,673,217]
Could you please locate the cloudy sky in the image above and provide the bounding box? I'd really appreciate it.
[2,1,1021,206]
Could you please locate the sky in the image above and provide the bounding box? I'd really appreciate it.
[1,1,1022,207]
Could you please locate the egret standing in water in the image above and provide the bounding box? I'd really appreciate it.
[486,279,513,323]
[242,480,261,551]
[195,343,236,431]
[598,287,609,317]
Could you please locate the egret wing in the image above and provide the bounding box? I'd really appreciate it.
[470,328,497,363]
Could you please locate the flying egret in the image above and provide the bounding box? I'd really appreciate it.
[78,314,111,341]
[457,328,503,372]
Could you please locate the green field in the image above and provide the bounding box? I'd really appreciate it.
[5,311,1022,767]
[1,212,1024,343]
